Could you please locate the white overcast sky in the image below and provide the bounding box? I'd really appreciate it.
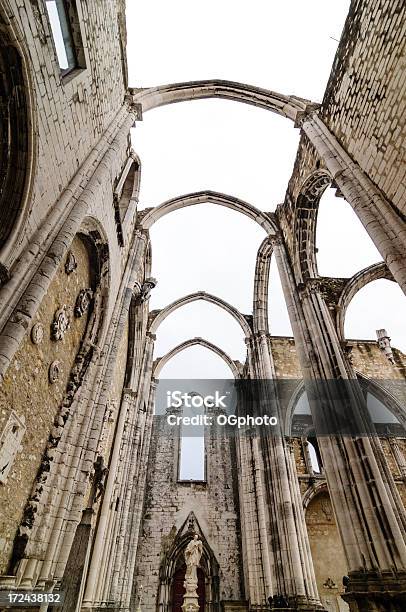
[125,0,406,378]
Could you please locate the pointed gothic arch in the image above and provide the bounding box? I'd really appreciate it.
[0,3,36,268]
[153,337,242,379]
[253,237,274,333]
[130,79,316,123]
[293,171,332,282]
[284,376,406,438]
[139,190,277,234]
[149,292,252,338]
[336,262,395,342]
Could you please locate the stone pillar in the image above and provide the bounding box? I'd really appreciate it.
[249,330,323,611]
[388,438,406,479]
[274,238,406,611]
[235,408,268,608]
[59,507,94,612]
[110,346,157,607]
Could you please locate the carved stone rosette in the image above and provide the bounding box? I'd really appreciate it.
[74,288,93,318]
[51,306,71,341]
[31,323,44,345]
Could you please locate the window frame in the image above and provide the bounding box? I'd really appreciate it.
[45,0,86,78]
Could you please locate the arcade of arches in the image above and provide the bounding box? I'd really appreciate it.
[0,1,405,612]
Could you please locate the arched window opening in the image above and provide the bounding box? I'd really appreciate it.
[367,393,400,426]
[316,188,381,278]
[344,279,406,355]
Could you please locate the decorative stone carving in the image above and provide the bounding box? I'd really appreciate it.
[323,577,337,589]
[30,0,47,45]
[0,412,26,483]
[65,250,77,275]
[300,172,331,202]
[31,322,44,345]
[51,306,70,341]
[135,277,157,304]
[135,584,144,612]
[182,535,203,612]
[321,498,333,521]
[48,361,61,384]
[376,329,395,364]
[268,232,283,247]
[89,455,109,506]
[74,288,93,318]
[98,400,117,454]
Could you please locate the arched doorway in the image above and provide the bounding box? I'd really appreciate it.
[172,565,206,612]
[156,513,220,612]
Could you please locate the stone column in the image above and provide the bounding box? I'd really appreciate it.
[249,330,323,611]
[274,238,406,611]
[388,438,406,479]
[111,340,157,607]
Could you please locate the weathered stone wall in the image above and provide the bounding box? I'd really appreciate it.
[0,235,90,573]
[348,340,406,379]
[5,0,128,252]
[133,415,243,612]
[321,0,405,216]
[269,336,302,378]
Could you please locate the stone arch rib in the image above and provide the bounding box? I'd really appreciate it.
[0,5,36,265]
[130,79,316,123]
[293,171,332,282]
[139,190,277,234]
[253,237,274,333]
[153,337,240,378]
[336,262,394,342]
[149,292,252,338]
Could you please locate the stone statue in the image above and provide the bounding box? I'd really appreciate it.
[182,534,203,612]
[136,277,157,304]
[89,455,109,506]
[184,534,203,580]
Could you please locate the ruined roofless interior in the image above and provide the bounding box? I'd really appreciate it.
[0,1,405,611]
